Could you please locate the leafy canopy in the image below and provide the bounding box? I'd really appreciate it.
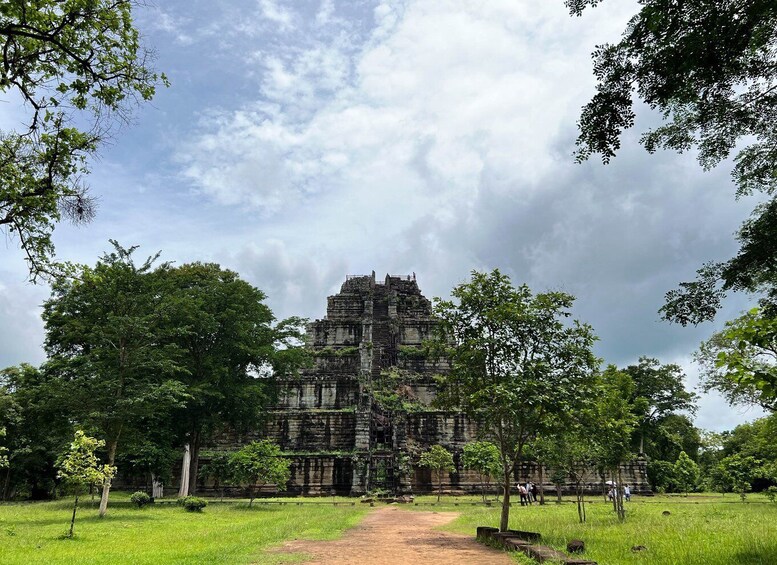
[0,0,167,279]
[56,431,116,492]
[432,269,599,530]
[566,0,777,323]
[696,307,777,412]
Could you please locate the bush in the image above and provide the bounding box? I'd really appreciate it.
[766,486,777,503]
[180,496,207,512]
[130,491,151,508]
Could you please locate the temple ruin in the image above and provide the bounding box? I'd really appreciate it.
[211,272,649,496]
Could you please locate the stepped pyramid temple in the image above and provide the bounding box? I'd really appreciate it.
[203,272,649,496]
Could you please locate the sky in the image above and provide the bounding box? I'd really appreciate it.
[0,0,767,431]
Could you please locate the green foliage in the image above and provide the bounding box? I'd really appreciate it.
[316,346,360,358]
[696,308,777,412]
[162,262,307,494]
[462,442,501,482]
[180,496,208,512]
[229,440,291,505]
[648,460,678,493]
[673,451,700,495]
[56,431,116,492]
[431,269,599,530]
[43,242,189,515]
[0,0,167,278]
[566,1,777,324]
[200,453,232,500]
[624,358,697,454]
[372,368,424,412]
[129,491,151,508]
[56,431,116,537]
[419,445,455,502]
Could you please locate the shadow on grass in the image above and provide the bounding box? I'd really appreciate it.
[18,512,156,527]
[733,544,777,565]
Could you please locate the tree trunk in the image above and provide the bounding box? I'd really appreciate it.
[188,429,202,495]
[539,465,545,505]
[152,473,164,499]
[249,484,255,507]
[2,468,10,501]
[616,468,626,521]
[69,493,79,537]
[576,484,584,523]
[556,483,562,503]
[437,470,442,502]
[178,443,191,497]
[99,438,119,518]
[499,466,511,532]
[639,430,645,455]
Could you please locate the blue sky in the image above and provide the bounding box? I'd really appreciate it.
[0,0,766,430]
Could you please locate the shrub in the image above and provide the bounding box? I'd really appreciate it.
[766,486,777,503]
[130,491,151,508]
[180,496,207,512]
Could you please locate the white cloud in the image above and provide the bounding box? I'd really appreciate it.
[258,0,297,31]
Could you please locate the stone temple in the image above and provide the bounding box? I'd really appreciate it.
[210,272,649,496]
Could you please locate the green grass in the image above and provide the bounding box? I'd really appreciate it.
[409,493,777,564]
[0,492,368,564]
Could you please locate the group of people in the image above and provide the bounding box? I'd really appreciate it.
[607,484,631,502]
[517,482,538,505]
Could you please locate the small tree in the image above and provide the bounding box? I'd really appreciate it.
[719,454,759,501]
[419,445,455,502]
[673,451,700,496]
[57,431,116,538]
[229,440,290,506]
[462,442,501,502]
[201,453,232,501]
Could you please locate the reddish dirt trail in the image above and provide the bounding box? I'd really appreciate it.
[272,506,513,564]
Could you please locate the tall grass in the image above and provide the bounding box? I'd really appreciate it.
[416,493,777,564]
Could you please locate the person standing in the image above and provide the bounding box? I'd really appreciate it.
[518,483,528,506]
[624,484,631,502]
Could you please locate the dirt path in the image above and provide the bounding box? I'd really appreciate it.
[271,506,513,564]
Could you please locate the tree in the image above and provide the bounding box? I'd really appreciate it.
[595,366,636,521]
[228,440,290,506]
[565,0,777,323]
[200,452,232,501]
[674,451,700,496]
[56,431,116,538]
[462,441,501,502]
[419,445,455,502]
[624,358,697,455]
[696,308,777,412]
[0,1,166,279]
[432,269,599,531]
[42,242,188,517]
[0,363,71,500]
[532,423,598,523]
[719,454,760,501]
[161,263,307,495]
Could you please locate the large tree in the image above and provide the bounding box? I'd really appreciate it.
[624,357,697,455]
[42,242,187,516]
[0,0,166,279]
[162,263,307,495]
[566,0,777,323]
[432,269,599,532]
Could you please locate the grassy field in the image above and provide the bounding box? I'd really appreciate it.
[413,493,777,564]
[2,492,776,564]
[0,493,368,564]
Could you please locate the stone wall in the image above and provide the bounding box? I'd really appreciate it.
[187,273,650,497]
